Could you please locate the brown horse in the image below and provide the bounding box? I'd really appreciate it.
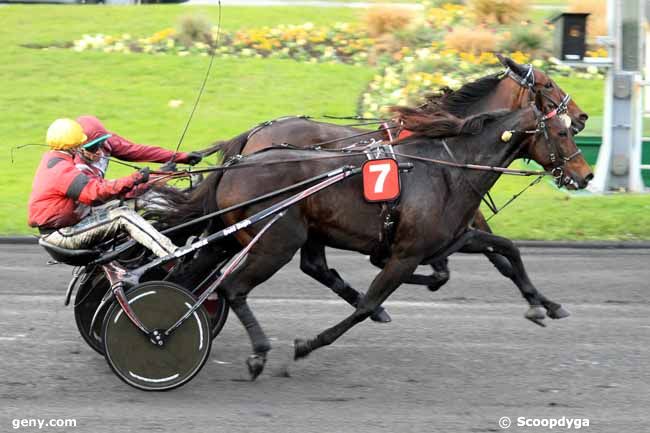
[174,96,591,379]
[191,55,591,322]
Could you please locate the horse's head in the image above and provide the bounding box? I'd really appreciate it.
[496,54,589,134]
[514,92,593,190]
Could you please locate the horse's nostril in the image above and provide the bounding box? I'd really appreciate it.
[580,113,589,121]
[585,173,594,183]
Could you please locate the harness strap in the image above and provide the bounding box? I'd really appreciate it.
[442,140,500,215]
[485,175,544,222]
[247,116,310,140]
[505,66,535,89]
[372,198,400,262]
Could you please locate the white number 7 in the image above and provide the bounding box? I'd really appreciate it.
[369,163,391,193]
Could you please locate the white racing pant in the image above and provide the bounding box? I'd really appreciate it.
[43,206,177,258]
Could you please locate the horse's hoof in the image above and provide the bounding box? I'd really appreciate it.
[370,306,392,323]
[427,272,450,292]
[547,305,570,320]
[525,306,546,327]
[294,338,311,360]
[246,354,266,381]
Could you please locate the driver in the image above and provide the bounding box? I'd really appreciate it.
[28,118,180,258]
[74,115,203,177]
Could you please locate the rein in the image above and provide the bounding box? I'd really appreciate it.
[389,150,548,176]
[485,175,544,222]
[169,0,222,164]
[305,125,401,150]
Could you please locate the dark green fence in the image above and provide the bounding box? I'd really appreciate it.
[576,136,650,185]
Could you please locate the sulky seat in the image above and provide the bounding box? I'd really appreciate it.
[39,238,102,266]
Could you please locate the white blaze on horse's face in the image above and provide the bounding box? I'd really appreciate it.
[559,113,572,129]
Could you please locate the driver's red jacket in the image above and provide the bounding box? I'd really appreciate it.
[76,116,191,173]
[28,151,145,229]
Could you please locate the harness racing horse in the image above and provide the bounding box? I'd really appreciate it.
[177,97,592,380]
[192,55,590,322]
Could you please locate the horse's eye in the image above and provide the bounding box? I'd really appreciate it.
[558,130,568,137]
[545,82,553,89]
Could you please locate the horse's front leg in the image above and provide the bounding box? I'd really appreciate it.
[470,210,516,278]
[300,240,391,322]
[294,255,421,360]
[459,230,570,326]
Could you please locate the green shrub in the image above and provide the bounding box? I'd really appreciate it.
[394,24,439,47]
[500,26,548,55]
[176,14,213,47]
[444,26,499,54]
[469,0,529,25]
[362,7,414,37]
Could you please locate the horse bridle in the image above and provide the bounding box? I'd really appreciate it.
[505,65,582,187]
[510,100,580,188]
[505,64,573,118]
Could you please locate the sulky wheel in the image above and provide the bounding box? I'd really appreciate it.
[102,281,212,391]
[76,268,229,356]
[74,268,109,355]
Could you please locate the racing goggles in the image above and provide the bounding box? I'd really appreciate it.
[82,133,112,152]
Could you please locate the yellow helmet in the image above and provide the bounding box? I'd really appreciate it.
[46,118,88,150]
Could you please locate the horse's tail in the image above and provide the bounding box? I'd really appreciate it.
[146,170,224,231]
[197,130,251,161]
[144,130,254,233]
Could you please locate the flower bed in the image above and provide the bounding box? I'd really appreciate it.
[62,2,607,118]
[360,49,604,118]
[72,23,375,65]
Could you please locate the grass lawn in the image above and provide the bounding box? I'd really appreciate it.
[0,5,371,235]
[554,76,604,135]
[483,173,650,241]
[1,5,648,240]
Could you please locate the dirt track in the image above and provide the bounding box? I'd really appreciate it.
[1,245,648,432]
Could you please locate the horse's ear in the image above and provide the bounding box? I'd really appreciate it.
[460,110,510,135]
[495,52,507,67]
[501,55,527,77]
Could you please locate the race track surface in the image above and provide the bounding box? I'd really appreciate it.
[1,245,648,433]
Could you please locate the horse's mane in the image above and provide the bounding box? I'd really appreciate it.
[391,106,511,138]
[421,73,503,118]
[389,106,465,138]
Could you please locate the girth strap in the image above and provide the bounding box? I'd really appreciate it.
[371,200,400,262]
[441,140,499,215]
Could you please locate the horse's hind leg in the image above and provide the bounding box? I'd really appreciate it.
[372,253,450,292]
[459,231,569,326]
[219,246,299,380]
[295,255,420,360]
[401,210,492,292]
[300,240,391,323]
